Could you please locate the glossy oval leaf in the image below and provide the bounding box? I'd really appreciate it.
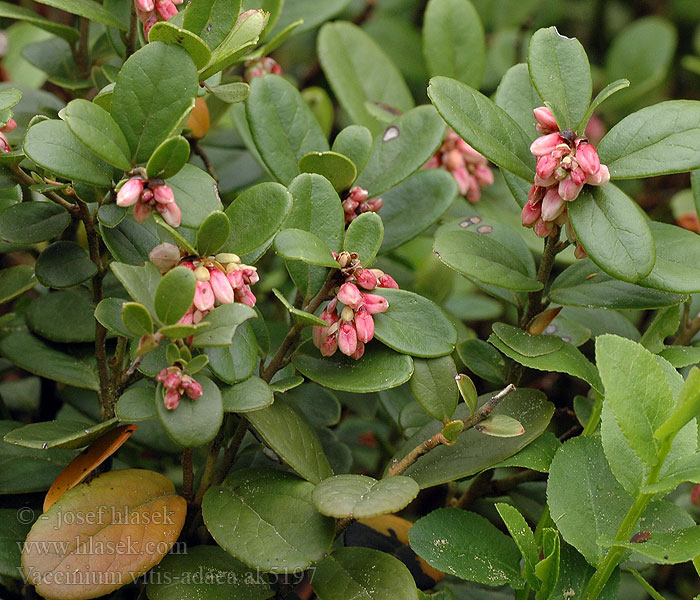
[293,340,414,393]
[115,385,158,422]
[313,474,419,519]
[35,241,98,289]
[3,418,117,450]
[148,21,212,70]
[409,356,459,422]
[0,201,70,244]
[183,0,241,48]
[221,376,273,413]
[196,210,230,257]
[0,265,37,304]
[332,125,373,174]
[299,151,357,192]
[344,212,383,266]
[274,228,338,268]
[155,266,196,325]
[146,135,190,179]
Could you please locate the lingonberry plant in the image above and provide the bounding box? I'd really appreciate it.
[1,1,700,599]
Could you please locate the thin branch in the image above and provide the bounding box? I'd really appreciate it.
[11,165,78,214]
[190,139,218,182]
[212,418,249,486]
[181,448,194,504]
[192,424,227,507]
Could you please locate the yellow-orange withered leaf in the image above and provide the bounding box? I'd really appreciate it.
[43,424,137,512]
[22,469,186,600]
[186,96,210,139]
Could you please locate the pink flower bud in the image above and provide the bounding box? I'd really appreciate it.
[536,155,558,181]
[164,388,180,410]
[338,321,358,356]
[179,309,193,325]
[227,269,243,289]
[533,107,558,133]
[378,273,399,289]
[354,306,374,343]
[343,198,359,213]
[570,167,586,186]
[466,177,482,203]
[362,293,389,314]
[153,184,174,204]
[237,285,257,307]
[576,142,600,175]
[140,188,154,203]
[155,0,177,20]
[241,267,259,285]
[424,155,440,169]
[348,187,369,204]
[366,197,383,212]
[528,184,545,206]
[350,341,365,360]
[182,377,203,399]
[1,118,17,133]
[133,202,153,223]
[691,484,700,506]
[521,200,541,227]
[338,282,363,309]
[585,164,610,186]
[534,218,554,238]
[452,167,470,196]
[210,269,234,304]
[136,0,154,11]
[530,133,562,157]
[116,178,144,207]
[0,132,10,153]
[156,368,170,383]
[355,269,378,290]
[149,243,180,272]
[143,15,158,38]
[156,201,181,228]
[194,280,215,311]
[444,149,465,172]
[541,188,566,221]
[473,164,494,187]
[558,177,583,202]
[320,333,338,357]
[456,139,486,164]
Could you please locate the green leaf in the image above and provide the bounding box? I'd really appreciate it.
[100,216,160,266]
[246,397,332,483]
[35,241,97,289]
[658,345,700,368]
[148,21,212,70]
[110,261,161,317]
[395,389,553,488]
[568,185,655,283]
[205,321,258,383]
[284,383,341,427]
[433,229,542,292]
[271,288,328,327]
[489,323,602,393]
[527,27,591,129]
[147,545,273,600]
[344,212,383,266]
[284,174,344,298]
[222,182,292,258]
[0,87,21,112]
[208,81,250,104]
[299,151,357,193]
[494,63,542,139]
[111,42,198,163]
[409,356,458,422]
[34,0,126,30]
[372,288,457,358]
[312,547,419,600]
[154,267,196,326]
[0,202,70,244]
[197,211,230,257]
[476,414,524,438]
[332,125,373,175]
[597,101,700,178]
[379,170,457,253]
[293,340,414,393]
[146,136,190,179]
[535,529,561,600]
[115,385,158,422]
[221,376,273,413]
[578,79,630,131]
[94,297,130,337]
[191,303,257,347]
[496,503,539,590]
[493,431,561,473]
[156,375,223,447]
[246,75,329,185]
[640,305,680,353]
[183,0,241,49]
[549,259,686,310]
[0,265,36,304]
[456,338,506,384]
[427,76,535,180]
[202,469,335,571]
[637,222,700,293]
[313,475,419,519]
[166,164,223,231]
[0,507,32,577]
[357,106,447,197]
[422,0,485,88]
[122,302,154,337]
[63,99,131,171]
[409,508,524,587]
[604,17,676,112]
[655,366,700,442]
[274,228,338,268]
[317,21,414,135]
[23,119,114,187]
[596,335,674,465]
[0,2,78,43]
[612,526,700,564]
[25,290,94,343]
[3,418,116,449]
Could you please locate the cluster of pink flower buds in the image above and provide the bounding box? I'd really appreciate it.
[156,365,202,410]
[0,118,16,153]
[342,187,383,225]
[244,57,283,81]
[522,107,610,252]
[116,176,181,228]
[424,128,494,202]
[134,0,182,39]
[313,251,398,360]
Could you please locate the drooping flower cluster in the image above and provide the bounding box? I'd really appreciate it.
[116,176,181,228]
[342,187,383,225]
[313,251,398,360]
[134,0,182,39]
[522,107,610,252]
[244,56,283,81]
[156,365,203,410]
[0,118,16,153]
[424,128,494,202]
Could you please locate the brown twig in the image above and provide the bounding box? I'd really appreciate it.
[11,165,78,214]
[674,301,700,346]
[192,424,227,507]
[212,418,250,486]
[190,139,218,182]
[181,448,194,503]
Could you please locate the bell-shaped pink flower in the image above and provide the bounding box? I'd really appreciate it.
[194,280,215,311]
[473,165,494,187]
[355,269,377,290]
[133,202,153,223]
[366,197,383,212]
[351,341,365,360]
[227,269,243,289]
[0,132,10,153]
[210,269,234,305]
[155,0,177,19]
[576,142,600,175]
[362,293,389,315]
[156,201,181,227]
[116,178,144,207]
[452,167,470,196]
[534,107,558,133]
[181,376,203,399]
[164,388,180,410]
[585,164,610,186]
[534,218,554,238]
[237,285,257,307]
[338,321,358,356]
[536,155,559,181]
[521,199,542,227]
[149,243,180,273]
[541,188,566,221]
[444,149,465,172]
[530,132,562,156]
[354,306,374,343]
[136,0,154,10]
[338,282,363,309]
[378,273,399,289]
[1,119,17,133]
[153,184,175,204]
[558,177,583,202]
[320,333,338,357]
